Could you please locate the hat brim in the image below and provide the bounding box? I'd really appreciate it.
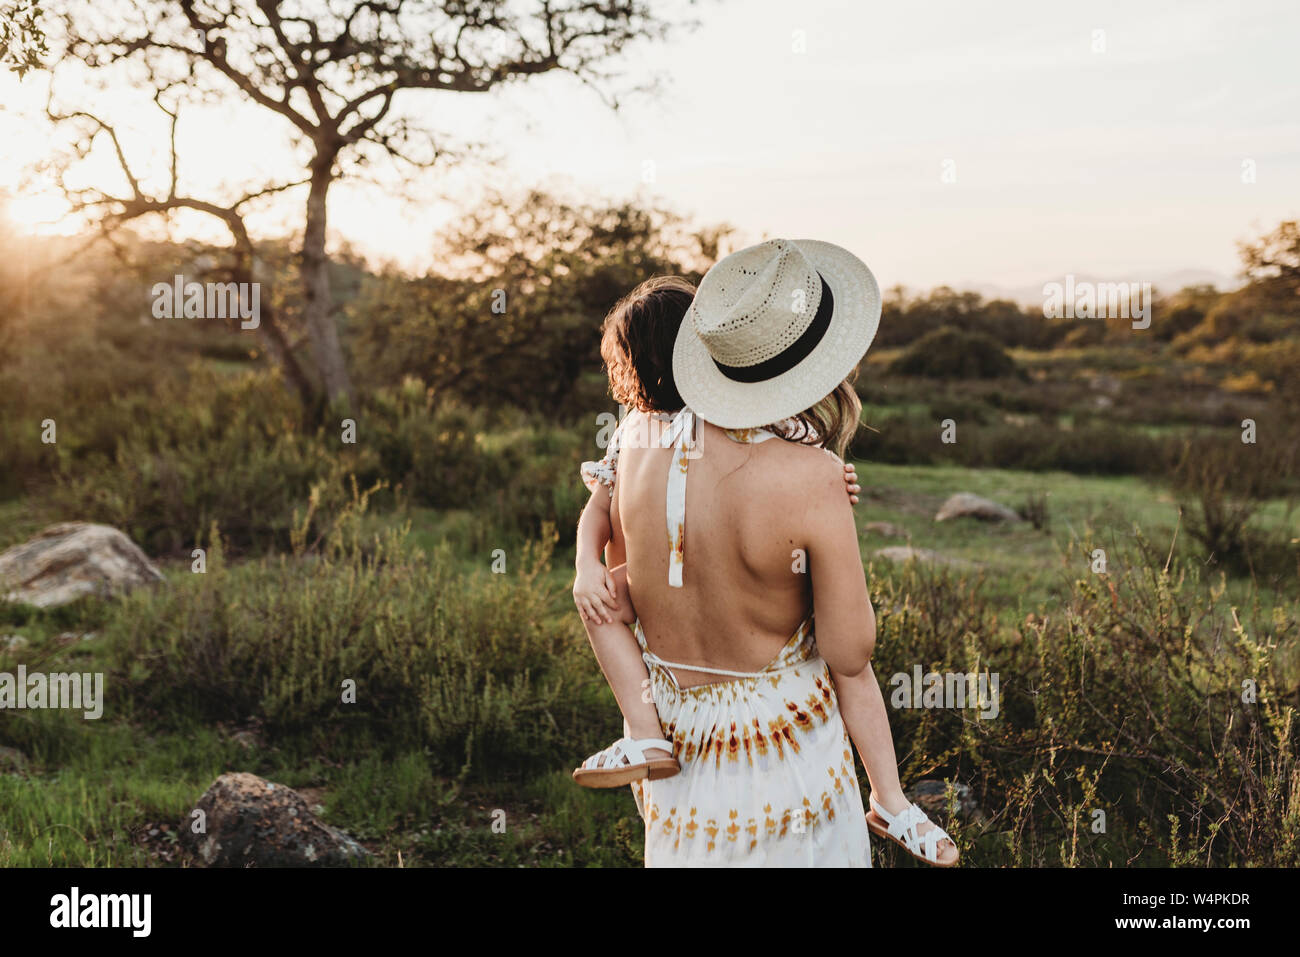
[672,239,881,430]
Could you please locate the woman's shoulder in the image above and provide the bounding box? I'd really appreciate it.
[743,435,847,504]
[762,432,844,468]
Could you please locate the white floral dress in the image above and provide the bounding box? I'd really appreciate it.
[581,408,872,867]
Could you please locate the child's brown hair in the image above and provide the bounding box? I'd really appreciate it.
[599,276,695,413]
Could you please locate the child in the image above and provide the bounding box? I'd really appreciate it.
[570,276,955,866]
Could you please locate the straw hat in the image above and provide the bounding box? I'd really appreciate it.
[671,239,881,429]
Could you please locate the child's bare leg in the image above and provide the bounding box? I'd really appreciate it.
[831,664,957,862]
[582,564,669,760]
[831,665,906,805]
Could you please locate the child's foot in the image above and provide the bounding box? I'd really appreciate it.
[572,737,679,788]
[865,792,959,866]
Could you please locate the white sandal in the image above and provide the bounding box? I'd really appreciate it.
[572,737,679,789]
[866,794,959,867]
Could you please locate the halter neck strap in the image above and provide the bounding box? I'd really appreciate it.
[662,407,776,588]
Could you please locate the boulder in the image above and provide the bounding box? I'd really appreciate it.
[934,493,1020,523]
[183,772,368,868]
[873,546,974,569]
[0,523,163,608]
[906,779,983,824]
[0,746,29,773]
[863,521,907,538]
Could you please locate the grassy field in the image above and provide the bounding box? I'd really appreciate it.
[2,456,1295,868]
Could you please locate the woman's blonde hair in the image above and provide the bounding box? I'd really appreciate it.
[771,377,863,460]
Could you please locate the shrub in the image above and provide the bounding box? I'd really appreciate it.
[866,547,1300,866]
[851,415,1171,477]
[1169,432,1297,571]
[97,503,607,780]
[45,367,363,556]
[889,326,1020,379]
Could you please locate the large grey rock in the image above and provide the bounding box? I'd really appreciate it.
[183,772,368,868]
[874,546,974,568]
[0,523,163,608]
[934,493,1021,523]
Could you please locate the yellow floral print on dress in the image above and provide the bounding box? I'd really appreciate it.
[631,615,873,866]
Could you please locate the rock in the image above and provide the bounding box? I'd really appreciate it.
[1088,374,1121,395]
[873,546,974,568]
[183,772,368,868]
[230,730,261,751]
[0,523,163,608]
[934,493,1021,523]
[1,634,28,651]
[57,631,97,644]
[0,746,29,773]
[906,779,983,824]
[863,521,907,538]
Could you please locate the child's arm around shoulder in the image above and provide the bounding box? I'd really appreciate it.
[574,411,636,624]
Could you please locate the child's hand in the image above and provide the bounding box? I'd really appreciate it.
[844,462,861,505]
[573,560,619,624]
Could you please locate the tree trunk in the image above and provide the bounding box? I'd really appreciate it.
[300,159,354,411]
[226,217,317,410]
[254,297,317,408]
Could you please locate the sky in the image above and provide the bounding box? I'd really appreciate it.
[1,0,1297,299]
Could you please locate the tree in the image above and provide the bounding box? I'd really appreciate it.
[1,0,47,76]
[43,92,320,404]
[46,0,686,411]
[1239,220,1300,306]
[350,190,725,411]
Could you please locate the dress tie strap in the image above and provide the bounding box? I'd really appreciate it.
[641,648,803,680]
[660,408,781,589]
[642,648,769,679]
[659,409,695,588]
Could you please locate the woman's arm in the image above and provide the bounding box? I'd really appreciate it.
[803,456,877,676]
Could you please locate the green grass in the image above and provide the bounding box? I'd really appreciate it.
[849,461,1297,632]
[0,721,231,866]
[1,459,1296,868]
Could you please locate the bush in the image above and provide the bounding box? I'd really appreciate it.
[1169,431,1298,571]
[867,548,1300,866]
[45,367,363,556]
[96,503,608,780]
[889,326,1020,379]
[362,379,591,547]
[852,415,1171,476]
[38,366,596,557]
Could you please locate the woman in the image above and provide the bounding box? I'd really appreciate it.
[599,239,956,866]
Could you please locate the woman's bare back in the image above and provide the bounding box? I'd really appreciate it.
[610,415,836,688]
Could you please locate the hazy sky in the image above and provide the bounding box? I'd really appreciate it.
[2,0,1297,295]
